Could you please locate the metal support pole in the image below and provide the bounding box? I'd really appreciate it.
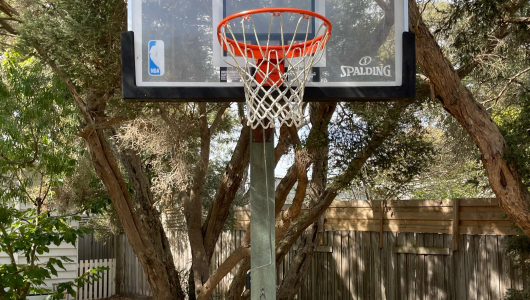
[250,126,276,300]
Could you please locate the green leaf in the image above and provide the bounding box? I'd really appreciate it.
[55,260,65,271]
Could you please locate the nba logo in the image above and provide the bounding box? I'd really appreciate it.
[148,40,164,76]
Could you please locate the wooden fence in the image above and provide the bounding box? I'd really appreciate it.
[78,233,116,261]
[77,259,116,300]
[114,199,525,299]
[115,233,153,297]
[235,198,518,233]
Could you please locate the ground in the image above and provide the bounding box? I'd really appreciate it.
[101,295,151,300]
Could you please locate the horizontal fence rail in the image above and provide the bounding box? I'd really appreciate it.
[234,198,519,237]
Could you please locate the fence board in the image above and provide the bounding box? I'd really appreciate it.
[433,234,444,300]
[424,234,435,300]
[318,232,326,300]
[349,231,357,300]
[455,234,466,300]
[362,231,370,300]
[388,232,397,300]
[415,233,424,300]
[500,235,512,294]
[341,231,349,300]
[380,232,388,300]
[357,231,364,300]
[373,232,382,300]
[406,233,416,300]
[465,235,476,300]
[328,231,335,300]
[490,236,501,300]
[474,235,488,300]
[444,234,454,300]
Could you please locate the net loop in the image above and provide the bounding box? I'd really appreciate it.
[217,8,332,129]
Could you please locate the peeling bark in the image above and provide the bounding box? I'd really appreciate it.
[86,127,185,300]
[116,146,185,300]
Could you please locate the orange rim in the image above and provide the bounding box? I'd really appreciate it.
[217,7,332,59]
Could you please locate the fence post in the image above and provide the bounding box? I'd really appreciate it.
[379,201,385,248]
[452,199,460,251]
[115,233,123,295]
[110,258,116,296]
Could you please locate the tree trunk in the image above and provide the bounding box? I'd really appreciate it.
[277,222,320,300]
[409,0,530,235]
[85,129,185,300]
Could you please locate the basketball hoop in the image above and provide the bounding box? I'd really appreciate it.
[217,7,332,129]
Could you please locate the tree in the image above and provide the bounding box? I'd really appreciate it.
[0,205,104,300]
[0,52,104,300]
[408,0,530,236]
[0,0,476,299]
[409,3,530,298]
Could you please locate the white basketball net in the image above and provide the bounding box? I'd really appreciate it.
[219,11,330,129]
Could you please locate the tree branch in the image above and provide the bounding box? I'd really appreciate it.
[186,103,211,292]
[78,117,128,139]
[409,0,530,236]
[274,125,292,166]
[276,149,309,243]
[198,244,250,300]
[209,103,230,135]
[0,0,19,17]
[32,45,91,124]
[0,136,39,166]
[202,124,250,262]
[0,18,16,34]
[274,128,307,215]
[276,100,411,260]
[456,2,523,79]
[0,223,17,267]
[504,16,530,24]
[482,66,530,106]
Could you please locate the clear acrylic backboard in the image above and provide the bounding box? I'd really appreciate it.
[121,0,415,101]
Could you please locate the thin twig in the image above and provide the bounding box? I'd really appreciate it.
[482,66,530,106]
